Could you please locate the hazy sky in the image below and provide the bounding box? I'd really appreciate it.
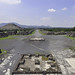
[0,0,75,27]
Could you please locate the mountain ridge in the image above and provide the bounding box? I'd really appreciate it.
[0,23,52,29]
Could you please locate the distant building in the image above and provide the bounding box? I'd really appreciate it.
[0,32,8,38]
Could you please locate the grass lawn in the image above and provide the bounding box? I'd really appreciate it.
[0,49,7,55]
[65,35,75,40]
[0,35,17,40]
[64,36,75,51]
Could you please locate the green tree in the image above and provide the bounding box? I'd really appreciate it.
[72,27,75,31]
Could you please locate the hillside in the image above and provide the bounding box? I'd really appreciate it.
[0,23,22,30]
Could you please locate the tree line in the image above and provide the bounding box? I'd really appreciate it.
[41,27,75,32]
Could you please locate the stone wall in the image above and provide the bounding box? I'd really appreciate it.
[0,32,8,38]
[67,32,75,37]
[42,31,67,35]
[16,30,33,35]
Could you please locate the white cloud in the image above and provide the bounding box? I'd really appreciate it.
[61,8,67,11]
[41,17,50,21]
[0,0,21,4]
[48,8,56,12]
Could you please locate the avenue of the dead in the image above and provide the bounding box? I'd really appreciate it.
[0,30,75,75]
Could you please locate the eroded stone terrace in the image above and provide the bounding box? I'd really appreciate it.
[12,54,62,75]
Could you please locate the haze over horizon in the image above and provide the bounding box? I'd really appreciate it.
[0,0,75,27]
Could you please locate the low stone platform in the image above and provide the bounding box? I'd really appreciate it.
[12,54,62,75]
[30,38,45,41]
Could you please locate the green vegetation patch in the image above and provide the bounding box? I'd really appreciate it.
[69,47,75,51]
[39,30,45,35]
[65,36,75,40]
[28,30,35,36]
[42,27,74,32]
[42,56,48,61]
[0,35,17,40]
[0,49,7,55]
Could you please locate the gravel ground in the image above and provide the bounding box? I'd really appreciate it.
[0,30,75,75]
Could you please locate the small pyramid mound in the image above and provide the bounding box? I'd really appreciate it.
[0,23,22,30]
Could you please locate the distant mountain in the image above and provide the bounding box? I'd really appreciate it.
[23,25,51,28]
[0,23,22,30]
[8,23,52,28]
[0,22,52,29]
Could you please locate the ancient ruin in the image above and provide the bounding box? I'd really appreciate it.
[0,32,8,38]
[12,54,62,75]
[30,38,45,41]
